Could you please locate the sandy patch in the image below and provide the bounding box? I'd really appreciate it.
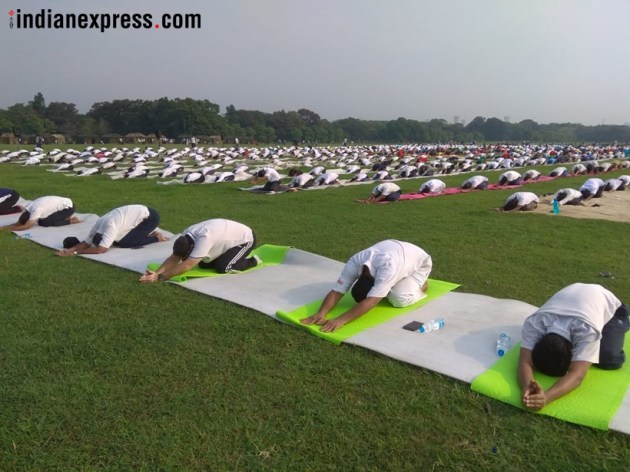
[532,191,630,223]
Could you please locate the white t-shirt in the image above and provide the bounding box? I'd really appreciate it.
[184,219,254,262]
[580,178,604,193]
[618,175,630,186]
[315,172,339,185]
[373,182,401,196]
[506,192,538,206]
[334,240,432,299]
[398,165,414,177]
[420,179,446,193]
[550,167,567,176]
[500,170,521,182]
[261,168,281,182]
[605,178,623,190]
[215,172,235,182]
[554,188,582,205]
[25,196,73,221]
[88,204,150,248]
[573,164,587,173]
[462,175,488,187]
[521,283,622,363]
[523,170,541,180]
[290,173,313,187]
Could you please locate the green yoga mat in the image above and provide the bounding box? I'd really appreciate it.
[147,244,291,282]
[276,279,460,345]
[471,337,630,430]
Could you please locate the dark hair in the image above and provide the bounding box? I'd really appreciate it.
[532,333,573,376]
[63,236,80,249]
[288,168,301,177]
[18,210,31,225]
[351,268,375,303]
[173,234,194,259]
[256,169,266,178]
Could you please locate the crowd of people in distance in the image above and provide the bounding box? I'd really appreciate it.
[3,139,630,414]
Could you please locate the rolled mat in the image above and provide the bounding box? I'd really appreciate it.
[147,244,291,282]
[471,336,630,430]
[276,279,460,344]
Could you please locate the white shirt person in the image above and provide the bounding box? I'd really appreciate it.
[140,219,260,282]
[301,240,432,332]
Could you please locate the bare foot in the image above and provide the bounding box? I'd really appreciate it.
[68,216,81,224]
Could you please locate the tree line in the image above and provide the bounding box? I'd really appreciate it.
[1,93,629,144]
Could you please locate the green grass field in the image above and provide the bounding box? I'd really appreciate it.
[1,158,630,470]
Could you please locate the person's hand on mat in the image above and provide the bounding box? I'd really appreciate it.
[320,318,347,332]
[522,379,546,410]
[300,313,326,326]
[56,249,76,257]
[139,270,159,283]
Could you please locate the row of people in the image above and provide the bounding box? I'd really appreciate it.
[3,189,628,415]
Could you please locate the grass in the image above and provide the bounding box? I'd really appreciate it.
[1,158,630,470]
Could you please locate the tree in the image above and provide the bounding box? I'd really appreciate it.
[297,108,321,126]
[29,92,47,116]
[7,103,54,135]
[46,101,80,136]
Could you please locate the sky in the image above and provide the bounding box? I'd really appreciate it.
[2,0,630,126]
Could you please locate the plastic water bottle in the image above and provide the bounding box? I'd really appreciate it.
[552,198,560,214]
[418,318,445,333]
[496,333,511,357]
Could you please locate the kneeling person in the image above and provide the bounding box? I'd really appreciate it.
[58,204,166,256]
[139,219,260,282]
[500,192,538,212]
[518,283,628,410]
[357,182,401,203]
[1,195,78,231]
[301,240,432,332]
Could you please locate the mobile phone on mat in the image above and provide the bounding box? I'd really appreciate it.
[402,321,424,331]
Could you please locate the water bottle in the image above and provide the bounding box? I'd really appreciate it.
[418,318,445,333]
[496,333,511,357]
[552,198,560,214]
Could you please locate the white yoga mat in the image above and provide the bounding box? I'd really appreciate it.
[346,292,536,383]
[182,248,344,316]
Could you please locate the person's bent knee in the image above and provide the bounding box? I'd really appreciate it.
[387,292,416,308]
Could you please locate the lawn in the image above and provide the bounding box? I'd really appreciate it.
[1,155,629,470]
